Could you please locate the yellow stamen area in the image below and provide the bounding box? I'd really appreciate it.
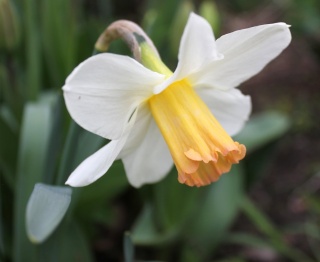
[148,79,246,187]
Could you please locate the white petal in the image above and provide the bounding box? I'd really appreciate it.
[65,109,138,187]
[63,53,165,140]
[175,12,222,78]
[121,119,173,188]
[117,103,151,158]
[190,23,291,90]
[153,13,222,94]
[197,88,252,136]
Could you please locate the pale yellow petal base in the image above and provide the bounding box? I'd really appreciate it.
[149,79,246,187]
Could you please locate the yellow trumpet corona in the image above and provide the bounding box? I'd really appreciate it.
[149,79,245,186]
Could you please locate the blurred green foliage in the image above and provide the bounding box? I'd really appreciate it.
[0,0,320,261]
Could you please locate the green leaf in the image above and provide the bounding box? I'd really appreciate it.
[13,101,55,262]
[131,168,202,247]
[304,193,320,215]
[169,1,194,56]
[131,204,175,246]
[75,160,128,222]
[131,204,159,245]
[41,0,77,86]
[234,111,290,153]
[305,221,320,261]
[199,0,221,36]
[227,232,276,249]
[180,247,203,262]
[124,232,135,262]
[56,121,104,186]
[40,93,63,184]
[241,197,286,246]
[305,221,320,240]
[26,183,72,244]
[0,62,20,117]
[38,220,94,262]
[241,196,313,262]
[0,105,18,188]
[186,165,245,257]
[24,0,42,100]
[153,168,201,232]
[142,0,183,62]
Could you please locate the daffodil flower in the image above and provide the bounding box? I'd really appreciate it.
[63,13,291,188]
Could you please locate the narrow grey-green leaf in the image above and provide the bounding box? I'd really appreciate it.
[26,183,72,244]
[41,0,77,86]
[169,1,193,55]
[24,0,42,100]
[234,111,290,153]
[131,204,177,246]
[75,160,128,222]
[39,92,62,184]
[186,165,245,257]
[39,219,94,262]
[227,233,276,248]
[13,102,54,262]
[199,0,221,35]
[131,204,160,245]
[124,232,135,262]
[241,197,313,262]
[153,167,201,232]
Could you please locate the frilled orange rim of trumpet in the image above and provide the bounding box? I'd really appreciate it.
[149,79,246,187]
